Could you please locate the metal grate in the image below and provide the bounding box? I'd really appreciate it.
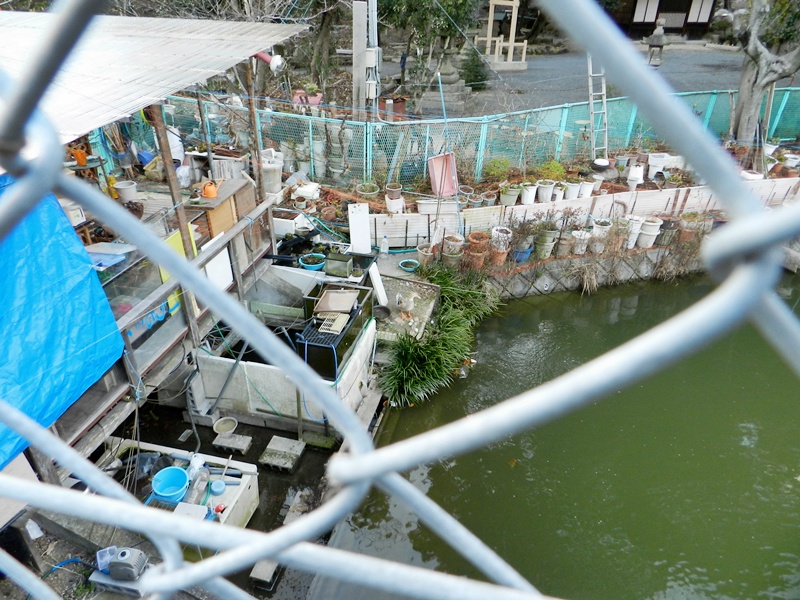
[1,1,800,600]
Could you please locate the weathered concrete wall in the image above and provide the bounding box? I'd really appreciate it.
[488,246,704,300]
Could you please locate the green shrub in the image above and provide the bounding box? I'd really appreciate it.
[483,157,511,180]
[380,264,501,407]
[460,48,489,91]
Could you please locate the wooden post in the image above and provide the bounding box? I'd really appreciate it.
[149,104,200,346]
[246,60,264,204]
[24,445,61,486]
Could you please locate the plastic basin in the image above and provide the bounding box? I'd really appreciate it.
[151,466,189,502]
[299,253,326,271]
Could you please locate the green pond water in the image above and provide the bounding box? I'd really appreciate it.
[322,274,800,600]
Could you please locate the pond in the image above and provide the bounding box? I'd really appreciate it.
[315,273,800,600]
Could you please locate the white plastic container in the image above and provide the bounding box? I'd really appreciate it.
[783,153,800,168]
[385,196,404,214]
[261,149,284,194]
[624,215,644,249]
[648,153,669,179]
[113,180,138,202]
[571,230,591,255]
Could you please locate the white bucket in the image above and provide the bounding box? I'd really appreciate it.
[536,180,555,202]
[385,197,404,214]
[624,215,644,249]
[628,164,644,184]
[636,232,659,249]
[563,182,580,200]
[521,184,538,205]
[579,181,594,198]
[640,217,663,236]
[113,180,138,201]
[571,230,591,255]
[648,153,670,179]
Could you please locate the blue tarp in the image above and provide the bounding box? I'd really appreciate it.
[0,174,123,469]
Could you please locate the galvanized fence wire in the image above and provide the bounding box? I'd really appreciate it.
[1,1,800,600]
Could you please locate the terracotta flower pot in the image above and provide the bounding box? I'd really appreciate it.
[467,231,490,253]
[488,247,509,267]
[463,249,487,270]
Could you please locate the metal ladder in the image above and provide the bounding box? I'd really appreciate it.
[587,53,608,160]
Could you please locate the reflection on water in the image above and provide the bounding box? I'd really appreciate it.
[324,275,800,600]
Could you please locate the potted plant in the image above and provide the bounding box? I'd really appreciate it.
[298,252,326,270]
[520,181,538,204]
[499,182,523,206]
[356,181,380,198]
[509,217,537,251]
[535,159,565,202]
[589,217,612,254]
[293,82,323,106]
[562,174,581,200]
[552,182,566,203]
[386,181,403,199]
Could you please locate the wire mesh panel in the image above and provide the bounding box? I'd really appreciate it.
[169,89,800,189]
[2,2,800,600]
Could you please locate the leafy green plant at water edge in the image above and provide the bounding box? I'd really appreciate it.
[380,264,501,407]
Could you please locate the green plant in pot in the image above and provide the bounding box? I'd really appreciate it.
[499,182,523,206]
[536,159,566,182]
[533,210,559,244]
[509,216,537,250]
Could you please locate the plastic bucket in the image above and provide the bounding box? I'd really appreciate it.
[385,197,404,214]
[443,233,465,255]
[113,180,138,202]
[636,232,659,249]
[491,227,512,251]
[627,164,644,184]
[151,466,189,502]
[571,230,591,255]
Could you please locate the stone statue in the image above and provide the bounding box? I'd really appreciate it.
[646,18,667,66]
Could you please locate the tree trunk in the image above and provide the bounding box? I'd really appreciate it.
[310,9,334,85]
[733,57,768,144]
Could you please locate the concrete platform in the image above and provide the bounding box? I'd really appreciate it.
[258,436,306,472]
[250,558,281,591]
[212,432,253,455]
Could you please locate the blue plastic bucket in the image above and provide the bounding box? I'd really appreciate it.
[151,466,189,502]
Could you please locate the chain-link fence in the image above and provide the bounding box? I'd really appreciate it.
[165,87,800,188]
[1,1,800,599]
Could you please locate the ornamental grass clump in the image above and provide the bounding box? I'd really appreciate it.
[380,264,501,407]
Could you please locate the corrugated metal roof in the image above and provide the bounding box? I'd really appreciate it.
[0,12,307,143]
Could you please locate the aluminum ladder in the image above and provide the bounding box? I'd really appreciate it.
[587,53,608,161]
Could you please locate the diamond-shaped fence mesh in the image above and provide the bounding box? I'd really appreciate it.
[166,87,800,189]
[1,1,800,599]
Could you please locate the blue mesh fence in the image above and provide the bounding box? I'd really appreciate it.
[165,87,800,189]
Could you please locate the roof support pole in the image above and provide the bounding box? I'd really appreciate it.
[149,104,200,347]
[246,60,263,203]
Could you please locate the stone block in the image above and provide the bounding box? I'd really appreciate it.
[258,436,306,473]
[212,432,252,455]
